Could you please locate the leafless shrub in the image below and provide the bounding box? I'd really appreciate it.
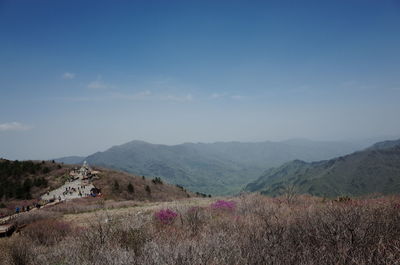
[22,218,71,246]
[80,213,116,245]
[13,210,62,226]
[3,237,33,265]
[282,182,298,205]
[116,226,149,255]
[139,229,242,265]
[179,206,208,235]
[4,195,400,265]
[0,239,12,265]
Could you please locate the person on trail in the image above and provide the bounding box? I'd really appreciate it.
[15,207,20,214]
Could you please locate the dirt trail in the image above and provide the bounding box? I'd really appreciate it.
[0,200,63,225]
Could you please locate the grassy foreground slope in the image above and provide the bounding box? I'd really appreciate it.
[91,167,195,201]
[246,139,400,197]
[1,194,400,264]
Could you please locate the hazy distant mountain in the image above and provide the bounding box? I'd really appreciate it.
[58,139,364,195]
[245,139,400,197]
[54,156,85,165]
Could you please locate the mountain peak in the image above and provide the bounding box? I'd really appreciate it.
[126,140,152,145]
[368,139,400,151]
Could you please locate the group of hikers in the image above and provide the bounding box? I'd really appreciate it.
[46,183,97,202]
[62,185,86,197]
[15,202,41,214]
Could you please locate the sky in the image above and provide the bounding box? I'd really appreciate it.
[1,0,400,160]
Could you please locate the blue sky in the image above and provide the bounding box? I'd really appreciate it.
[1,0,400,159]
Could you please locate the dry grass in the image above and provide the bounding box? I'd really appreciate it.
[92,167,194,201]
[1,194,400,264]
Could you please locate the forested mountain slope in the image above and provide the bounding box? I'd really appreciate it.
[245,139,400,197]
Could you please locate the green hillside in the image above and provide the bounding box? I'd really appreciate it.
[245,139,400,197]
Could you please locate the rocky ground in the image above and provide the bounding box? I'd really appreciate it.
[41,178,95,202]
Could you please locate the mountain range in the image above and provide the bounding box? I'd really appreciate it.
[55,139,364,195]
[245,139,400,197]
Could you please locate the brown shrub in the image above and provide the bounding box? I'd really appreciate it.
[116,226,149,255]
[0,237,33,265]
[14,210,62,226]
[22,218,71,246]
[179,206,208,235]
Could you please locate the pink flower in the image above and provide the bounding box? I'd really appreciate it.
[210,200,236,211]
[154,209,178,224]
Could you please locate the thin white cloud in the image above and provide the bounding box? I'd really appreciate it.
[210,93,224,99]
[62,72,75,79]
[52,90,193,103]
[112,91,193,102]
[88,80,107,89]
[210,92,244,100]
[87,76,115,90]
[0,122,31,132]
[163,94,193,102]
[53,96,104,102]
[110,90,152,100]
[231,95,244,100]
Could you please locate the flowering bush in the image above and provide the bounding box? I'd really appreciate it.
[154,209,178,224]
[211,200,236,211]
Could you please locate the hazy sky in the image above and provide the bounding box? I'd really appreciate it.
[1,0,400,160]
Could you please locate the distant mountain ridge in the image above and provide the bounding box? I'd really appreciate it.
[56,139,364,195]
[54,156,85,164]
[367,139,400,151]
[245,139,400,197]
